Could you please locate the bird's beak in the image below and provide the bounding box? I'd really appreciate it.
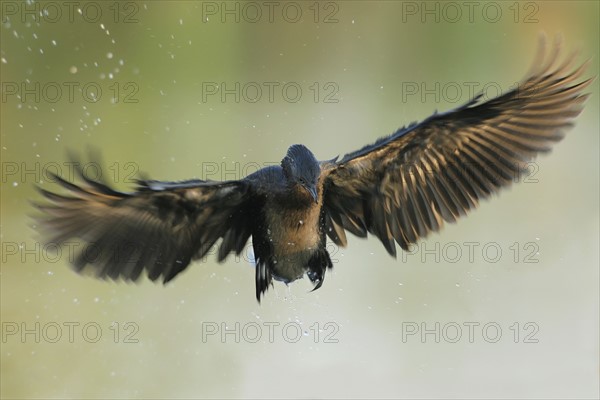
[304,185,318,203]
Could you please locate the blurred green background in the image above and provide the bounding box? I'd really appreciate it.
[1,1,598,398]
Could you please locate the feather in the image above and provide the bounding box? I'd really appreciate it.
[323,36,591,252]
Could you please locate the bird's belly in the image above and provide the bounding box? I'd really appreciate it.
[271,224,320,251]
[266,210,321,282]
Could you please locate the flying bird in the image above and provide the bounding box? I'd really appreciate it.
[34,38,592,301]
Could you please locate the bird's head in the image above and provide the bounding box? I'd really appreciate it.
[281,144,320,203]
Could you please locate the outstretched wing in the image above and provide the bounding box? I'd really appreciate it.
[323,37,592,255]
[34,164,255,283]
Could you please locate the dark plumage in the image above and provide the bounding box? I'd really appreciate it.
[33,38,592,302]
